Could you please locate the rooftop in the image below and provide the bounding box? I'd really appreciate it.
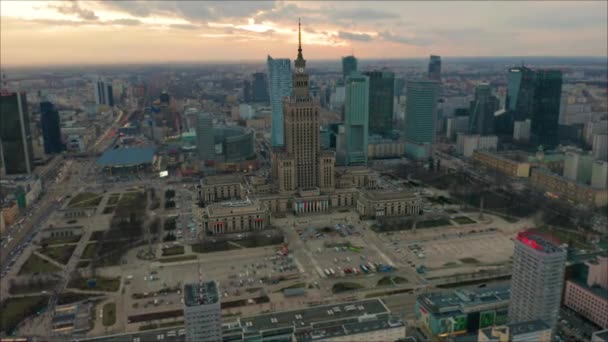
[238,299,389,334]
[569,280,608,300]
[206,198,264,217]
[360,189,418,201]
[593,329,608,341]
[508,319,551,336]
[417,285,511,316]
[96,147,156,167]
[516,231,565,254]
[183,281,219,307]
[202,174,243,186]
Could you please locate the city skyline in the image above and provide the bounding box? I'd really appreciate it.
[1,1,607,67]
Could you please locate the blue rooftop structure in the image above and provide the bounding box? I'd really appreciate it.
[96,147,156,167]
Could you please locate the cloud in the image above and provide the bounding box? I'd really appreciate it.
[101,1,276,22]
[101,1,177,17]
[108,18,141,26]
[328,7,399,21]
[170,24,200,30]
[50,1,98,20]
[338,31,372,42]
[378,31,432,46]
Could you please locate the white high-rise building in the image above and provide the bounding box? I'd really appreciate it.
[446,116,469,140]
[508,231,566,332]
[267,56,292,147]
[183,281,222,342]
[513,119,531,142]
[456,134,498,157]
[593,133,608,161]
[591,160,608,189]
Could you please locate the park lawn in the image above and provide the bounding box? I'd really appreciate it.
[57,292,102,305]
[102,303,116,326]
[1,296,49,334]
[81,243,99,259]
[18,254,62,275]
[39,245,76,265]
[416,218,452,229]
[161,245,185,256]
[107,193,121,206]
[9,279,59,295]
[377,276,393,286]
[332,282,364,294]
[68,192,103,208]
[40,235,81,245]
[453,216,476,225]
[68,276,121,292]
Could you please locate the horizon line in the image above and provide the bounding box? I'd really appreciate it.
[2,55,607,70]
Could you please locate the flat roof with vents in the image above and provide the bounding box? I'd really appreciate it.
[238,299,389,334]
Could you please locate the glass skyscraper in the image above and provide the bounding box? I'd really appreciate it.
[344,73,369,166]
[505,66,562,146]
[531,70,562,147]
[196,112,215,162]
[506,66,535,122]
[40,101,64,154]
[251,72,269,103]
[0,91,33,174]
[342,55,358,79]
[469,83,500,135]
[267,56,292,147]
[94,78,114,107]
[404,79,440,159]
[428,55,442,81]
[365,70,395,137]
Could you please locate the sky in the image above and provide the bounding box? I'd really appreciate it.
[1,1,607,67]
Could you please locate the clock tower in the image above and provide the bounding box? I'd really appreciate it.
[293,18,310,100]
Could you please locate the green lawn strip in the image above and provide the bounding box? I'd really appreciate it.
[9,279,59,295]
[68,276,121,292]
[57,292,103,305]
[0,296,49,334]
[159,255,197,263]
[68,192,103,208]
[107,193,121,206]
[39,245,76,264]
[40,235,82,245]
[18,253,62,275]
[102,302,116,326]
[81,243,99,259]
[139,320,184,331]
[161,245,185,256]
[453,216,476,224]
[416,219,452,229]
[332,282,364,294]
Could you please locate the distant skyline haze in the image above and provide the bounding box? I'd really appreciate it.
[1,1,607,66]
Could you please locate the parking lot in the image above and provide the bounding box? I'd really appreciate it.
[120,245,304,318]
[376,227,514,279]
[298,224,396,280]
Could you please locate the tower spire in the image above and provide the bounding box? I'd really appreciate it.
[297,17,303,60]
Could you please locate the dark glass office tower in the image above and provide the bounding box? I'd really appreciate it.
[506,66,536,122]
[0,91,33,174]
[532,70,562,147]
[252,72,269,102]
[243,80,252,102]
[428,55,442,81]
[364,70,395,137]
[469,83,500,135]
[342,55,358,79]
[40,101,64,154]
